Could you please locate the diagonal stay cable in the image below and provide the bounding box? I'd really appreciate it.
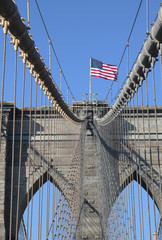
[34,0,76,101]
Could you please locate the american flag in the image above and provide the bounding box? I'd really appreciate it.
[90,58,118,81]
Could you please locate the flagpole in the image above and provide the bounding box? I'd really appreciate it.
[117,69,119,96]
[89,57,91,101]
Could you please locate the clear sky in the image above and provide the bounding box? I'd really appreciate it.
[13,0,162,104]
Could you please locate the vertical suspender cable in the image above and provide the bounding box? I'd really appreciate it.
[146,0,149,34]
[9,38,18,240]
[126,104,133,240]
[139,84,145,240]
[159,44,162,88]
[121,108,125,238]
[127,42,129,78]
[46,69,52,235]
[125,106,129,239]
[151,57,158,235]
[26,69,33,240]
[40,93,46,240]
[0,21,7,143]
[39,90,44,240]
[132,97,138,239]
[67,86,69,105]
[129,101,136,239]
[159,49,162,201]
[38,87,42,240]
[49,39,51,74]
[49,101,52,237]
[136,90,143,240]
[29,81,38,240]
[60,69,62,94]
[140,83,146,240]
[27,0,30,28]
[15,53,26,240]
[47,99,51,239]
[124,107,127,238]
[46,97,50,239]
[52,103,55,239]
[145,71,152,240]
[110,87,112,107]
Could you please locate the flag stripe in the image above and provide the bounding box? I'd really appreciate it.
[91,73,118,81]
[91,68,116,75]
[91,72,117,80]
[91,69,115,78]
[103,64,118,71]
[91,70,117,79]
[91,74,116,81]
[103,66,118,72]
[90,58,118,81]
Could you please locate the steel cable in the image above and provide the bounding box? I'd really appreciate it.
[0,22,7,145]
[9,39,18,240]
[105,0,143,100]
[15,54,26,240]
[34,0,76,101]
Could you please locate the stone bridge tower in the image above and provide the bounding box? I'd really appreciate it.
[0,102,162,239]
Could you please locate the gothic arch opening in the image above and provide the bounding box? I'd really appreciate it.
[107,180,161,239]
[18,176,76,240]
[120,170,161,215]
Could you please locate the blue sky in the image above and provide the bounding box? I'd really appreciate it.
[13,0,162,104]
